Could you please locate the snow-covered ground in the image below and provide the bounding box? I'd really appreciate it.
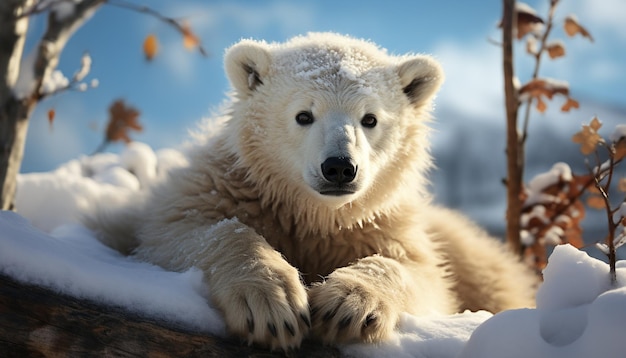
[2,142,626,357]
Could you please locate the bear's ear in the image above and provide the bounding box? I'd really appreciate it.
[224,40,272,97]
[396,55,444,107]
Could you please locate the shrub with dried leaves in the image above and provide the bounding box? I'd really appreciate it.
[499,0,594,261]
[521,118,626,280]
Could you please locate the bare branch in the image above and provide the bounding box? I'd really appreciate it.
[105,0,208,57]
[31,0,105,102]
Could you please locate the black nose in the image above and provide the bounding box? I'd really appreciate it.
[321,157,357,184]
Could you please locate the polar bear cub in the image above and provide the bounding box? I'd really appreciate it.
[89,33,536,351]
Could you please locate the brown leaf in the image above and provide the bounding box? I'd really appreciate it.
[586,195,605,210]
[564,15,594,42]
[572,118,603,155]
[561,97,579,112]
[615,140,626,161]
[536,97,547,113]
[47,108,55,131]
[105,99,142,144]
[516,3,544,39]
[546,41,566,59]
[590,117,602,131]
[519,78,570,101]
[618,178,626,193]
[143,34,159,61]
[586,182,601,194]
[181,22,199,50]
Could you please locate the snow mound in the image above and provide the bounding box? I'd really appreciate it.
[0,211,225,334]
[15,142,188,232]
[459,244,626,358]
[2,144,626,357]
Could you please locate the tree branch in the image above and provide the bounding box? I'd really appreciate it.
[503,0,523,255]
[105,0,208,57]
[31,0,105,102]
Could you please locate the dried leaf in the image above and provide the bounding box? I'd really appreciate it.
[614,140,626,161]
[47,108,55,130]
[181,22,199,50]
[546,41,566,59]
[105,100,142,144]
[519,78,570,101]
[586,195,605,210]
[143,34,159,61]
[515,3,544,39]
[590,117,602,131]
[536,97,547,113]
[572,118,603,155]
[561,97,579,112]
[618,178,626,193]
[586,183,601,194]
[564,14,594,42]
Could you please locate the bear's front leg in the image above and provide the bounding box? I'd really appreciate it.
[197,220,310,351]
[308,255,455,344]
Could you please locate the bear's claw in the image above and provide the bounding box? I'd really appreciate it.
[308,267,399,344]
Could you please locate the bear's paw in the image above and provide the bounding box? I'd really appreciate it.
[308,266,400,344]
[211,256,310,351]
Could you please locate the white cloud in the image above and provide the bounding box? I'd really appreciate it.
[201,1,315,36]
[433,40,504,121]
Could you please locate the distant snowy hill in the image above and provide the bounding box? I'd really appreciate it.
[431,98,626,256]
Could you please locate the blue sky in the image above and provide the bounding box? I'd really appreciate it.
[20,0,626,173]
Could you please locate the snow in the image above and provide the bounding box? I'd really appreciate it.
[459,245,626,358]
[524,162,572,206]
[12,50,37,99]
[3,144,626,357]
[73,52,92,82]
[609,124,626,143]
[40,69,69,95]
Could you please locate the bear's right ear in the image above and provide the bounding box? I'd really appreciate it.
[224,40,271,97]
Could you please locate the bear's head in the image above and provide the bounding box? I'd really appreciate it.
[223,33,443,215]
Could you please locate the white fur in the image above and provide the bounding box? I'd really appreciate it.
[88,33,536,351]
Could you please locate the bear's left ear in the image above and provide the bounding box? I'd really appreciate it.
[396,55,444,107]
[224,40,272,97]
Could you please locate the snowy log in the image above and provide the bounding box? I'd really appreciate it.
[0,274,340,357]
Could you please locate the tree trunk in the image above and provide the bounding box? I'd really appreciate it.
[0,274,341,357]
[502,0,523,256]
[0,0,33,210]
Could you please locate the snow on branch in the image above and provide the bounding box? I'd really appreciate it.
[18,0,105,102]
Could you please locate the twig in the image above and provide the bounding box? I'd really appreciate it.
[594,165,617,286]
[520,2,557,144]
[104,0,208,57]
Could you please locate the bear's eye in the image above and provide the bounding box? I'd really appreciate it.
[295,111,314,126]
[361,114,377,128]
